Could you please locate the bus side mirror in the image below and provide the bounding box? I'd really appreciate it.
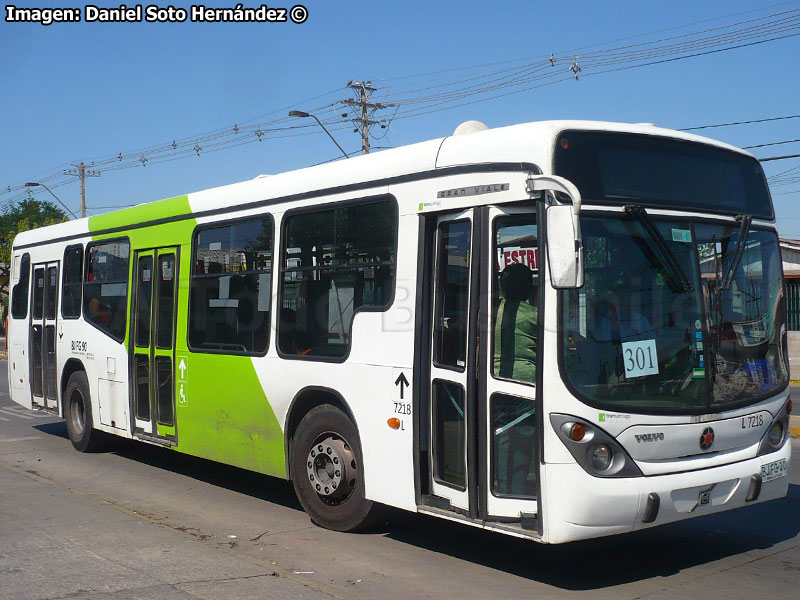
[547,204,584,289]
[527,175,584,289]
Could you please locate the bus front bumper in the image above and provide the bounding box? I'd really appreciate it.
[543,439,791,544]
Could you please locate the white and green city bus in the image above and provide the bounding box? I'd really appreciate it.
[7,120,791,543]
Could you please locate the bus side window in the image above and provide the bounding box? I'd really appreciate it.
[62,245,83,319]
[279,198,397,359]
[491,393,536,498]
[84,240,130,341]
[492,214,538,384]
[189,216,273,355]
[11,253,31,319]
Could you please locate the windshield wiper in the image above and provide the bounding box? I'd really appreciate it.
[720,214,752,290]
[624,205,693,294]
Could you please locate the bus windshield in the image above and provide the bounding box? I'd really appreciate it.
[561,214,787,414]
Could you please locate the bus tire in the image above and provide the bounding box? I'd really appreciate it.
[64,371,104,453]
[290,404,379,532]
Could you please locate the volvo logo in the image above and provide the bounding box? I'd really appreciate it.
[700,427,715,450]
[634,432,665,443]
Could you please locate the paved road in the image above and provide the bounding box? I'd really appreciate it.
[1,359,799,600]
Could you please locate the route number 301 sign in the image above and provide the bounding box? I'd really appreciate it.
[621,339,659,379]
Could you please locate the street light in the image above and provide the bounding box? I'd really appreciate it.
[288,110,349,159]
[24,182,79,219]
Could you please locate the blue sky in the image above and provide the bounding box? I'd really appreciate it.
[2,1,799,234]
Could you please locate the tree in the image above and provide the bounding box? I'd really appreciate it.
[0,198,68,302]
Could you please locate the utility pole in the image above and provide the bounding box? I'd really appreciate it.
[63,161,100,218]
[357,81,370,155]
[340,80,394,154]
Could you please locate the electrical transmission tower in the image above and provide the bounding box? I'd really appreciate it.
[340,80,394,154]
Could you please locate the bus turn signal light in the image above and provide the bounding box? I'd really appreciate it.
[570,423,585,441]
[787,398,792,415]
[388,418,400,430]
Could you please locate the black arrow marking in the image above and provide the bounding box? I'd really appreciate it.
[394,372,409,400]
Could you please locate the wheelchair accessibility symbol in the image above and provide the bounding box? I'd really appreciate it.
[177,355,188,407]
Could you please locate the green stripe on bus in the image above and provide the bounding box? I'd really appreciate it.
[88,195,191,232]
[90,195,287,478]
[175,352,286,477]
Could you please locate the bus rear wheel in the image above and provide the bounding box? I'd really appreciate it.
[64,371,104,452]
[290,405,379,532]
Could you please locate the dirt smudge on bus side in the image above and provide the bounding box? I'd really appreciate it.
[175,352,286,478]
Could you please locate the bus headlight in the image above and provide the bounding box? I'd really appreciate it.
[591,444,612,471]
[767,421,784,447]
[550,414,643,478]
[757,398,791,457]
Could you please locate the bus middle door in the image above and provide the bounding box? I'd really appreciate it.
[130,247,179,443]
[30,261,59,412]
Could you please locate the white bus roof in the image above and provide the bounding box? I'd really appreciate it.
[13,120,753,249]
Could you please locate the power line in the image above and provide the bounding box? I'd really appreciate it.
[377,3,800,88]
[381,11,800,122]
[775,163,800,175]
[384,10,800,111]
[6,5,800,207]
[770,178,800,187]
[761,153,800,162]
[681,114,800,131]
[744,138,800,149]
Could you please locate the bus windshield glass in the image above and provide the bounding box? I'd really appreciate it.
[553,131,774,219]
[561,214,787,413]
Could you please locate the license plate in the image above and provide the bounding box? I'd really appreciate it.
[761,459,787,482]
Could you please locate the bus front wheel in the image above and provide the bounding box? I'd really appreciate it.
[290,404,379,532]
[64,371,104,452]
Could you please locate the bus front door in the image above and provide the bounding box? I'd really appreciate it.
[30,261,59,412]
[423,205,541,532]
[427,210,477,514]
[130,247,179,443]
[482,205,540,526]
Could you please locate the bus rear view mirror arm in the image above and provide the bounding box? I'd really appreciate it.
[526,175,583,217]
[526,175,584,289]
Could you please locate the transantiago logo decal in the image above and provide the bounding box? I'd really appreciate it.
[699,427,715,450]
